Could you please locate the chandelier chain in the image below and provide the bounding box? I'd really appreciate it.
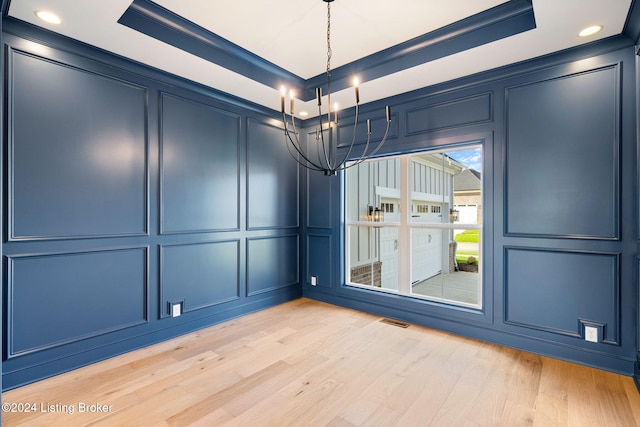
[326,1,332,78]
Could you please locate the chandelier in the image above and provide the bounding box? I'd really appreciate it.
[279,0,391,176]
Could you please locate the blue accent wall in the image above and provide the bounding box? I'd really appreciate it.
[8,248,148,356]
[302,36,639,376]
[159,93,241,234]
[636,34,640,390]
[504,247,620,344]
[9,51,148,239]
[1,22,300,389]
[246,119,299,229]
[505,65,620,239]
[161,241,240,315]
[0,3,4,401]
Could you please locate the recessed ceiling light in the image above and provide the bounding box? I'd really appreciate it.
[299,111,309,117]
[579,25,603,37]
[35,10,62,25]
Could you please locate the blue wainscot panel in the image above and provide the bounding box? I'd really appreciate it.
[161,240,240,316]
[336,111,399,147]
[246,118,299,229]
[505,65,619,239]
[9,48,147,240]
[161,93,240,233]
[247,235,299,296]
[307,234,331,288]
[406,92,493,135]
[7,248,148,357]
[505,247,619,344]
[306,131,334,229]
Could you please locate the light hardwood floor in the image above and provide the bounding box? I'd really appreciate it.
[4,298,640,426]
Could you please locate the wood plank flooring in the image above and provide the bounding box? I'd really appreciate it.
[4,298,640,426]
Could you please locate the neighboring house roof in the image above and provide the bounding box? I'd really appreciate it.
[454,169,481,192]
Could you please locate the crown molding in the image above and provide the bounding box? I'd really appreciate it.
[118,0,536,102]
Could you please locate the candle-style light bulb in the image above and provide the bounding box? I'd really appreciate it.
[280,86,286,113]
[289,90,295,115]
[353,77,360,104]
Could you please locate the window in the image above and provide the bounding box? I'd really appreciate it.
[345,145,482,308]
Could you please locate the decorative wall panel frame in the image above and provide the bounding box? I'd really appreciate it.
[307,234,332,288]
[504,64,621,240]
[504,246,620,345]
[246,234,299,296]
[246,118,299,230]
[406,92,493,136]
[6,247,149,358]
[159,92,241,234]
[7,47,149,241]
[336,111,399,148]
[159,240,241,318]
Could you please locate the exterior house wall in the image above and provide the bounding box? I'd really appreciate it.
[347,154,460,289]
[455,192,482,224]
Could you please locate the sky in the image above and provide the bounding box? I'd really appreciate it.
[446,147,482,172]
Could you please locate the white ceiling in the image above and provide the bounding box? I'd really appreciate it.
[7,0,634,116]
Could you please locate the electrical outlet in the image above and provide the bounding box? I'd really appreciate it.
[310,276,317,286]
[171,303,182,317]
[585,325,598,343]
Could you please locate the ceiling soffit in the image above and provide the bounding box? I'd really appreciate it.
[118,0,536,102]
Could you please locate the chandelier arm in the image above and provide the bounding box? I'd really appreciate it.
[283,113,327,171]
[284,114,301,146]
[336,102,362,167]
[316,132,329,170]
[330,121,336,171]
[285,138,328,172]
[316,104,333,170]
[288,110,300,142]
[336,131,373,170]
[352,113,391,163]
[328,102,365,172]
[332,119,392,172]
[285,131,327,172]
[361,119,391,159]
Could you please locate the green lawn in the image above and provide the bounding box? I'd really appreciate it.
[454,229,479,243]
[455,230,480,264]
